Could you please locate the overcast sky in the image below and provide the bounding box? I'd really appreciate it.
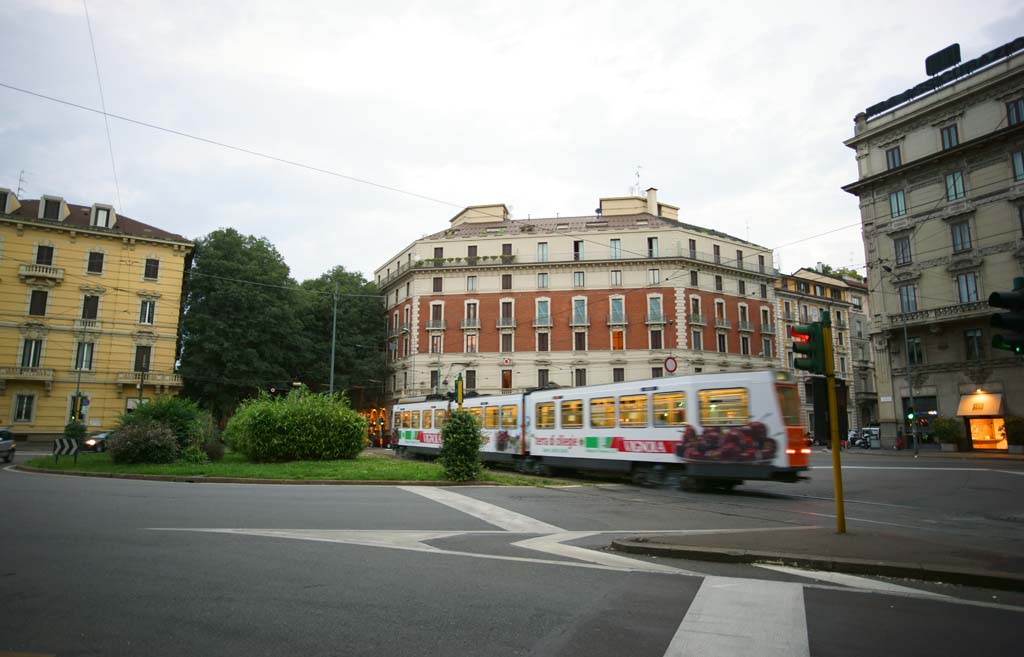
[2,0,1022,282]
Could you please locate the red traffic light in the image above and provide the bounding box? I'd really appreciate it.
[789,325,810,344]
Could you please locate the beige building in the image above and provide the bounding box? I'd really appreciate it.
[846,277,879,428]
[0,191,192,439]
[374,189,781,403]
[843,45,1024,450]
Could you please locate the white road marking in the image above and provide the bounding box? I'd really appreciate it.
[398,485,564,533]
[663,576,809,657]
[754,564,948,598]
[513,532,697,575]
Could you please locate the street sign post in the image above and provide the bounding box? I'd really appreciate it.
[818,310,846,534]
[53,437,79,464]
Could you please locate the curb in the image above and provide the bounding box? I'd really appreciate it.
[610,538,1024,592]
[12,465,506,486]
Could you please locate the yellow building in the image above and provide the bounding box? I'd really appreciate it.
[0,190,192,439]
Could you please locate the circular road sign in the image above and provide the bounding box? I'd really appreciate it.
[663,356,678,373]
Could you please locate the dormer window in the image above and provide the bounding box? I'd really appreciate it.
[93,206,112,228]
[0,190,8,213]
[42,198,61,220]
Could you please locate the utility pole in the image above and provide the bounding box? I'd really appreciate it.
[329,281,338,395]
[821,310,847,534]
[901,315,919,456]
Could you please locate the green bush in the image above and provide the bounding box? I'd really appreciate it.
[118,396,212,450]
[439,410,483,481]
[64,420,87,442]
[108,421,179,464]
[225,390,368,462]
[931,416,963,445]
[203,437,225,462]
[1002,416,1024,446]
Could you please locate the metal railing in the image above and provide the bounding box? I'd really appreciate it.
[645,313,666,325]
[737,320,754,332]
[460,318,481,329]
[760,323,775,334]
[689,313,706,325]
[607,313,628,325]
[714,318,732,329]
[570,314,590,327]
[425,319,447,330]
[496,317,517,328]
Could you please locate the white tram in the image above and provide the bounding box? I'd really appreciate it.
[391,369,808,486]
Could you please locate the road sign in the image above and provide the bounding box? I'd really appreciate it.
[663,356,677,373]
[53,437,79,464]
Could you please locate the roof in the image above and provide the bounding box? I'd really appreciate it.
[3,199,191,244]
[423,212,766,249]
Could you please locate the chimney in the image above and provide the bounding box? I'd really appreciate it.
[646,187,658,215]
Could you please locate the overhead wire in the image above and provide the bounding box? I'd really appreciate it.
[81,0,123,213]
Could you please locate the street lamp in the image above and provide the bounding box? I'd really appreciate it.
[882,265,919,456]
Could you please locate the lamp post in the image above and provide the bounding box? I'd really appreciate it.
[883,264,919,456]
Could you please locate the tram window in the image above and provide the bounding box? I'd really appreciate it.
[410,411,421,429]
[561,400,583,429]
[699,388,750,426]
[393,413,400,430]
[485,406,500,429]
[422,410,433,429]
[654,392,686,426]
[434,409,448,427]
[536,402,555,429]
[468,407,483,426]
[590,397,615,428]
[775,385,800,426]
[402,411,411,428]
[501,405,518,428]
[619,395,648,427]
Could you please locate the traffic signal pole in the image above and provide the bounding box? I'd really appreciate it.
[821,311,847,534]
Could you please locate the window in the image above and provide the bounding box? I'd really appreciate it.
[465,302,478,320]
[485,406,499,429]
[433,247,443,264]
[467,245,477,265]
[536,299,550,324]
[144,258,160,280]
[14,394,34,422]
[951,221,971,252]
[894,236,912,265]
[654,392,686,426]
[945,171,965,201]
[36,245,54,266]
[0,190,6,212]
[650,329,663,350]
[889,190,906,217]
[573,271,585,287]
[536,402,555,428]
[699,388,750,426]
[431,335,443,354]
[465,334,478,353]
[713,244,721,263]
[735,250,744,269]
[537,272,548,289]
[573,240,584,261]
[651,367,663,378]
[762,337,772,358]
[610,297,625,324]
[502,274,512,290]
[573,298,587,324]
[690,271,698,286]
[957,272,979,303]
[619,395,648,427]
[502,243,512,264]
[965,329,983,361]
[574,331,587,351]
[688,239,697,258]
[81,295,99,320]
[648,294,662,321]
[647,237,659,258]
[501,369,512,391]
[840,356,846,374]
[760,284,767,299]
[500,300,513,322]
[692,329,703,350]
[648,269,660,285]
[43,199,60,220]
[717,333,727,353]
[537,242,548,262]
[715,300,725,319]
[590,397,616,427]
[87,252,104,274]
[501,405,517,429]
[609,239,621,259]
[1013,151,1024,181]
[134,345,152,372]
[21,338,42,368]
[501,333,513,352]
[886,146,901,170]
[610,270,622,286]
[907,337,923,366]
[433,277,443,292]
[738,280,746,295]
[940,124,958,150]
[741,335,750,355]
[537,369,549,388]
[758,255,766,273]
[1009,97,1024,126]
[561,400,582,428]
[29,290,48,316]
[715,275,723,291]
[613,367,625,382]
[423,407,433,429]
[466,275,477,291]
[814,284,824,297]
[139,300,156,324]
[465,370,476,391]
[537,332,549,352]
[611,329,625,350]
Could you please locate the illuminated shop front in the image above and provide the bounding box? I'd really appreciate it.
[956,391,1007,451]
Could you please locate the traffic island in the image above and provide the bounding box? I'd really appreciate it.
[610,527,1024,592]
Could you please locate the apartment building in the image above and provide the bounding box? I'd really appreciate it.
[846,278,879,427]
[374,189,779,403]
[843,41,1024,450]
[0,191,192,439]
[774,267,857,432]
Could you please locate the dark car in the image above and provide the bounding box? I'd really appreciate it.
[81,432,111,453]
[0,428,15,463]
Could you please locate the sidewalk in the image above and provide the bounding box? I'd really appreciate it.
[819,446,1024,461]
[611,527,1024,591]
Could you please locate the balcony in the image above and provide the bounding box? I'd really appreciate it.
[533,316,553,328]
[116,371,183,387]
[645,313,666,325]
[737,320,754,332]
[834,320,848,330]
[74,318,102,332]
[714,317,732,329]
[570,315,590,327]
[496,317,517,329]
[607,313,628,326]
[760,323,775,334]
[690,313,706,325]
[425,319,447,330]
[0,366,55,381]
[460,318,481,329]
[889,300,990,329]
[18,263,64,285]
[783,311,796,321]
[399,322,411,334]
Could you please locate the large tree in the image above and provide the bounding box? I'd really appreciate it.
[179,228,305,422]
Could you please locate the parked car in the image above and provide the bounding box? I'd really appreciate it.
[0,428,15,463]
[81,432,111,453]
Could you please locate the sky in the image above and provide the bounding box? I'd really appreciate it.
[2,0,1022,282]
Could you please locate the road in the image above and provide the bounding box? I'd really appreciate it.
[2,450,1022,656]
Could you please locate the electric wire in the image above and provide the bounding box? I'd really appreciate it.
[81,0,123,213]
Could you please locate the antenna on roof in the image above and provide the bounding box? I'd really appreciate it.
[633,165,642,196]
[17,170,30,196]
[746,218,750,241]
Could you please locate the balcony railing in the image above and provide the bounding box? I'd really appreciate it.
[645,313,666,325]
[760,323,775,334]
[18,263,64,284]
[425,319,447,330]
[533,316,553,328]
[890,300,990,328]
[0,366,55,381]
[496,317,517,329]
[460,318,481,329]
[737,320,754,332]
[74,318,101,332]
[714,318,732,329]
[607,313,627,326]
[834,320,848,330]
[690,313,706,325]
[116,371,183,386]
[783,311,796,321]
[570,315,590,327]
[399,322,411,334]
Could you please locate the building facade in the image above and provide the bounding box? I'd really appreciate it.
[0,191,192,439]
[846,277,879,428]
[843,45,1024,450]
[375,189,780,403]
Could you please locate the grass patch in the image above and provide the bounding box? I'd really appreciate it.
[24,451,565,486]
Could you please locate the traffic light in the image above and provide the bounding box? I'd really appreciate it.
[906,406,915,421]
[990,277,1024,354]
[791,322,826,374]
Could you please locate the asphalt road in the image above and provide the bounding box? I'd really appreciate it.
[2,451,1022,657]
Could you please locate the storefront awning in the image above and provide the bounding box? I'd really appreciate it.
[956,393,1004,417]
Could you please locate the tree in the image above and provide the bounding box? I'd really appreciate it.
[179,228,305,423]
[816,263,864,281]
